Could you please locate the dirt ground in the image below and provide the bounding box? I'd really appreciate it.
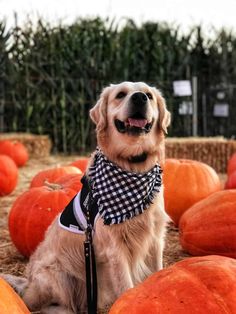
[0,155,226,312]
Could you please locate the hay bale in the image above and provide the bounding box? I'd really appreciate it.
[166,137,236,173]
[0,133,52,158]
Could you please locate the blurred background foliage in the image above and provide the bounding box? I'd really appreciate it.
[1,17,236,153]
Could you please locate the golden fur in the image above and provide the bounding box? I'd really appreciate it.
[2,82,170,314]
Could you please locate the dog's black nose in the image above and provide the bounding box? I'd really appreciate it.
[131,92,148,106]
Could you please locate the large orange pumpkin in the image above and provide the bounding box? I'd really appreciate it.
[0,155,18,196]
[227,152,236,175]
[9,174,83,257]
[109,255,236,314]
[179,190,236,258]
[30,165,82,188]
[70,157,90,173]
[0,277,30,313]
[0,140,29,167]
[163,158,221,225]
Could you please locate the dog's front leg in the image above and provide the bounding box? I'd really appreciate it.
[0,274,28,297]
[154,239,164,271]
[147,231,166,272]
[97,259,134,309]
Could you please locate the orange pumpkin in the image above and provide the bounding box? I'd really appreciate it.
[163,158,221,225]
[0,155,18,196]
[30,165,82,188]
[227,152,236,175]
[9,174,83,257]
[0,140,29,167]
[179,190,236,258]
[225,170,236,189]
[0,277,30,313]
[70,157,90,173]
[109,255,236,314]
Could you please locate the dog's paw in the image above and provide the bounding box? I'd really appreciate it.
[0,274,28,296]
[41,305,75,314]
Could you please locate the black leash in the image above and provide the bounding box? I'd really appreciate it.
[83,177,98,314]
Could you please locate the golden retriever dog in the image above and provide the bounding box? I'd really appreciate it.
[3,81,170,314]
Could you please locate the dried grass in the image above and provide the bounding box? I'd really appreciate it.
[166,137,236,173]
[0,155,78,275]
[1,133,52,157]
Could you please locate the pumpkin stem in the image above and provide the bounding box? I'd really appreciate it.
[44,180,62,190]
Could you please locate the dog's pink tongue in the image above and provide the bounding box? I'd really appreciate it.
[127,118,147,128]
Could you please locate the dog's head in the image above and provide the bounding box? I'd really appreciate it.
[90,82,170,170]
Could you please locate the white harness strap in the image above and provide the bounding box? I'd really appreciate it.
[59,191,99,234]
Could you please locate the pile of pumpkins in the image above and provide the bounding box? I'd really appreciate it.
[0,152,89,313]
[163,158,236,258]
[1,146,236,313]
[110,157,236,313]
[9,158,89,257]
[0,140,29,196]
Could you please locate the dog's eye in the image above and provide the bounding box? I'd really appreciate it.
[116,91,127,99]
[146,93,153,100]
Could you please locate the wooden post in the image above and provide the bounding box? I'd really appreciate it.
[202,93,207,136]
[192,76,198,136]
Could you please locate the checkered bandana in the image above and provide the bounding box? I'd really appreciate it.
[88,149,163,225]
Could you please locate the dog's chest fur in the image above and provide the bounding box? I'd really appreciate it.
[94,200,160,283]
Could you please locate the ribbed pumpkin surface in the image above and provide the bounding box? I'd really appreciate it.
[225,170,236,189]
[227,152,236,175]
[30,166,81,188]
[109,255,236,314]
[0,140,29,167]
[9,173,82,256]
[70,157,90,173]
[163,158,221,225]
[179,190,236,258]
[0,155,18,196]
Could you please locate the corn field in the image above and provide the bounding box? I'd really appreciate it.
[1,17,236,152]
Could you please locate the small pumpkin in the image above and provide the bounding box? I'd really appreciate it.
[70,157,90,173]
[109,255,236,314]
[0,277,30,313]
[30,165,82,188]
[163,158,221,225]
[0,140,29,167]
[0,155,18,196]
[179,190,236,258]
[227,152,236,175]
[225,170,236,189]
[9,173,83,257]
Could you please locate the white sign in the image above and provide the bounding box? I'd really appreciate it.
[213,104,229,117]
[178,101,193,115]
[216,91,226,100]
[173,80,192,97]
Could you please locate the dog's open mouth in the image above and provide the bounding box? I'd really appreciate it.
[114,116,153,135]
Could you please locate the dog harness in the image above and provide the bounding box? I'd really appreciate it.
[59,175,99,234]
[59,148,163,232]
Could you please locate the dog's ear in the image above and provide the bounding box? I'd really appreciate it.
[90,86,111,132]
[155,91,171,134]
